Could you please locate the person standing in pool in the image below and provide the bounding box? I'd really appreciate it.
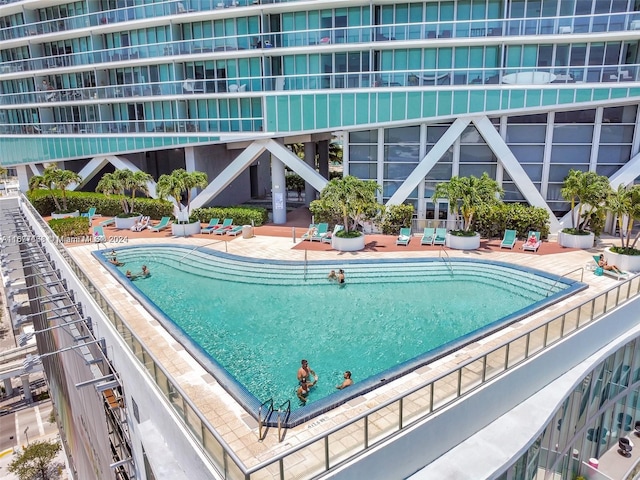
[297,376,317,405]
[336,371,353,390]
[337,269,345,285]
[297,359,317,385]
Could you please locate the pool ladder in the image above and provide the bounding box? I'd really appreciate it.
[438,247,454,275]
[258,398,291,442]
[545,267,584,297]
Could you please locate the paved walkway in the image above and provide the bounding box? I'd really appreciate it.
[62,211,633,475]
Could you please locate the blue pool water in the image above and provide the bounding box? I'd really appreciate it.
[100,245,583,423]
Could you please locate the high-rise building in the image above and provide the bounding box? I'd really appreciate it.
[2,1,640,479]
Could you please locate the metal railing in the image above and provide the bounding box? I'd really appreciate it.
[545,267,584,297]
[18,196,640,479]
[438,247,453,275]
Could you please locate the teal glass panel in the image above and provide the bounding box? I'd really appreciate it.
[377,92,391,122]
[629,88,640,97]
[453,90,469,114]
[558,89,576,104]
[437,91,452,116]
[455,47,469,68]
[408,49,422,70]
[355,93,370,124]
[423,49,437,68]
[277,96,290,131]
[438,48,453,69]
[391,92,407,121]
[422,91,437,117]
[501,90,510,109]
[526,89,542,107]
[406,92,422,119]
[457,1,471,20]
[315,95,328,129]
[469,47,484,68]
[342,94,355,126]
[470,90,487,112]
[265,97,277,131]
[302,95,315,130]
[542,89,559,106]
[509,90,525,109]
[329,94,342,128]
[575,89,593,102]
[523,45,538,66]
[288,95,302,131]
[506,46,522,68]
[610,88,629,100]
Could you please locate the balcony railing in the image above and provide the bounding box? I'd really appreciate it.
[20,197,640,479]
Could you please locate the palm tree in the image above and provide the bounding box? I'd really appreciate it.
[433,173,503,232]
[156,169,208,221]
[28,165,81,212]
[561,169,611,232]
[607,183,640,250]
[96,170,152,215]
[310,175,381,234]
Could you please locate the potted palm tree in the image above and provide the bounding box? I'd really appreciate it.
[309,176,382,252]
[433,173,503,250]
[156,168,208,237]
[604,183,640,272]
[29,165,82,218]
[96,169,153,229]
[559,169,611,249]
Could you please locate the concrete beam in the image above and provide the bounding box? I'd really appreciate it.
[264,139,327,192]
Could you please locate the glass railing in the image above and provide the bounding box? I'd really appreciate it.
[19,197,640,479]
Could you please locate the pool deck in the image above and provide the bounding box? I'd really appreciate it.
[66,213,632,474]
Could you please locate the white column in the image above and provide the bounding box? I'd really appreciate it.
[20,374,32,404]
[271,154,287,225]
[304,142,316,206]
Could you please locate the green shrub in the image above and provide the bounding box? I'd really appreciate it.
[191,206,268,226]
[562,228,592,236]
[377,204,414,235]
[611,246,640,255]
[473,203,550,239]
[335,229,363,239]
[48,217,90,239]
[449,230,477,237]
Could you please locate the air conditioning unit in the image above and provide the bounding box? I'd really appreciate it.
[558,26,573,34]
[631,20,640,30]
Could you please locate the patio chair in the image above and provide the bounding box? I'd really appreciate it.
[421,227,435,245]
[309,223,329,242]
[148,216,172,232]
[99,217,115,227]
[225,225,243,236]
[321,225,344,244]
[634,420,640,437]
[211,218,233,235]
[93,225,107,243]
[592,255,629,280]
[80,207,97,220]
[396,228,411,246]
[433,228,447,246]
[201,218,220,234]
[301,223,317,241]
[618,437,633,457]
[522,231,541,252]
[500,229,517,249]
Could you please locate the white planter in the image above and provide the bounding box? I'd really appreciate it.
[332,234,366,252]
[115,215,142,230]
[51,210,79,219]
[172,221,201,237]
[446,232,481,250]
[558,231,594,249]
[605,247,640,273]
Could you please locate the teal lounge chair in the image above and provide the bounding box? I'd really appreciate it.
[201,218,220,234]
[301,223,317,241]
[592,255,629,280]
[396,227,411,246]
[99,217,115,227]
[225,225,243,236]
[310,223,329,242]
[522,231,542,252]
[81,207,97,220]
[321,225,344,244]
[421,227,435,245]
[433,228,447,246]
[500,229,517,249]
[93,225,106,243]
[148,216,172,232]
[212,218,233,235]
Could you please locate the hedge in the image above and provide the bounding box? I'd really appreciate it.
[472,203,550,239]
[48,217,91,239]
[191,206,268,226]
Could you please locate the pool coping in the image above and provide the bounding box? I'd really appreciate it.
[92,244,587,427]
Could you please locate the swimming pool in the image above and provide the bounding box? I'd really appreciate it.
[97,245,585,425]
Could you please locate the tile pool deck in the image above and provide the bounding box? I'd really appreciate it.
[65,219,631,475]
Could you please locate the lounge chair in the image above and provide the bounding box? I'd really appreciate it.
[301,223,317,241]
[131,216,149,232]
[321,225,344,244]
[81,207,97,220]
[99,217,115,227]
[396,227,411,246]
[421,227,435,245]
[592,255,629,280]
[433,228,447,246]
[93,225,106,243]
[211,218,233,235]
[500,229,517,249]
[201,218,220,234]
[148,216,172,232]
[522,231,542,252]
[309,223,329,242]
[225,225,243,236]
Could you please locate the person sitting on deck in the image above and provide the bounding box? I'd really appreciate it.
[598,254,622,274]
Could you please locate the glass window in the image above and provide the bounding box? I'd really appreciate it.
[349,163,377,179]
[349,144,377,160]
[550,145,592,163]
[460,145,495,163]
[384,126,419,143]
[507,125,547,143]
[553,125,594,143]
[548,164,582,182]
[507,113,548,123]
[425,162,452,180]
[555,109,595,123]
[597,144,632,162]
[600,125,634,144]
[384,163,417,179]
[510,145,545,163]
[385,145,420,162]
[459,164,496,177]
[426,125,449,143]
[350,130,377,143]
[603,105,637,123]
